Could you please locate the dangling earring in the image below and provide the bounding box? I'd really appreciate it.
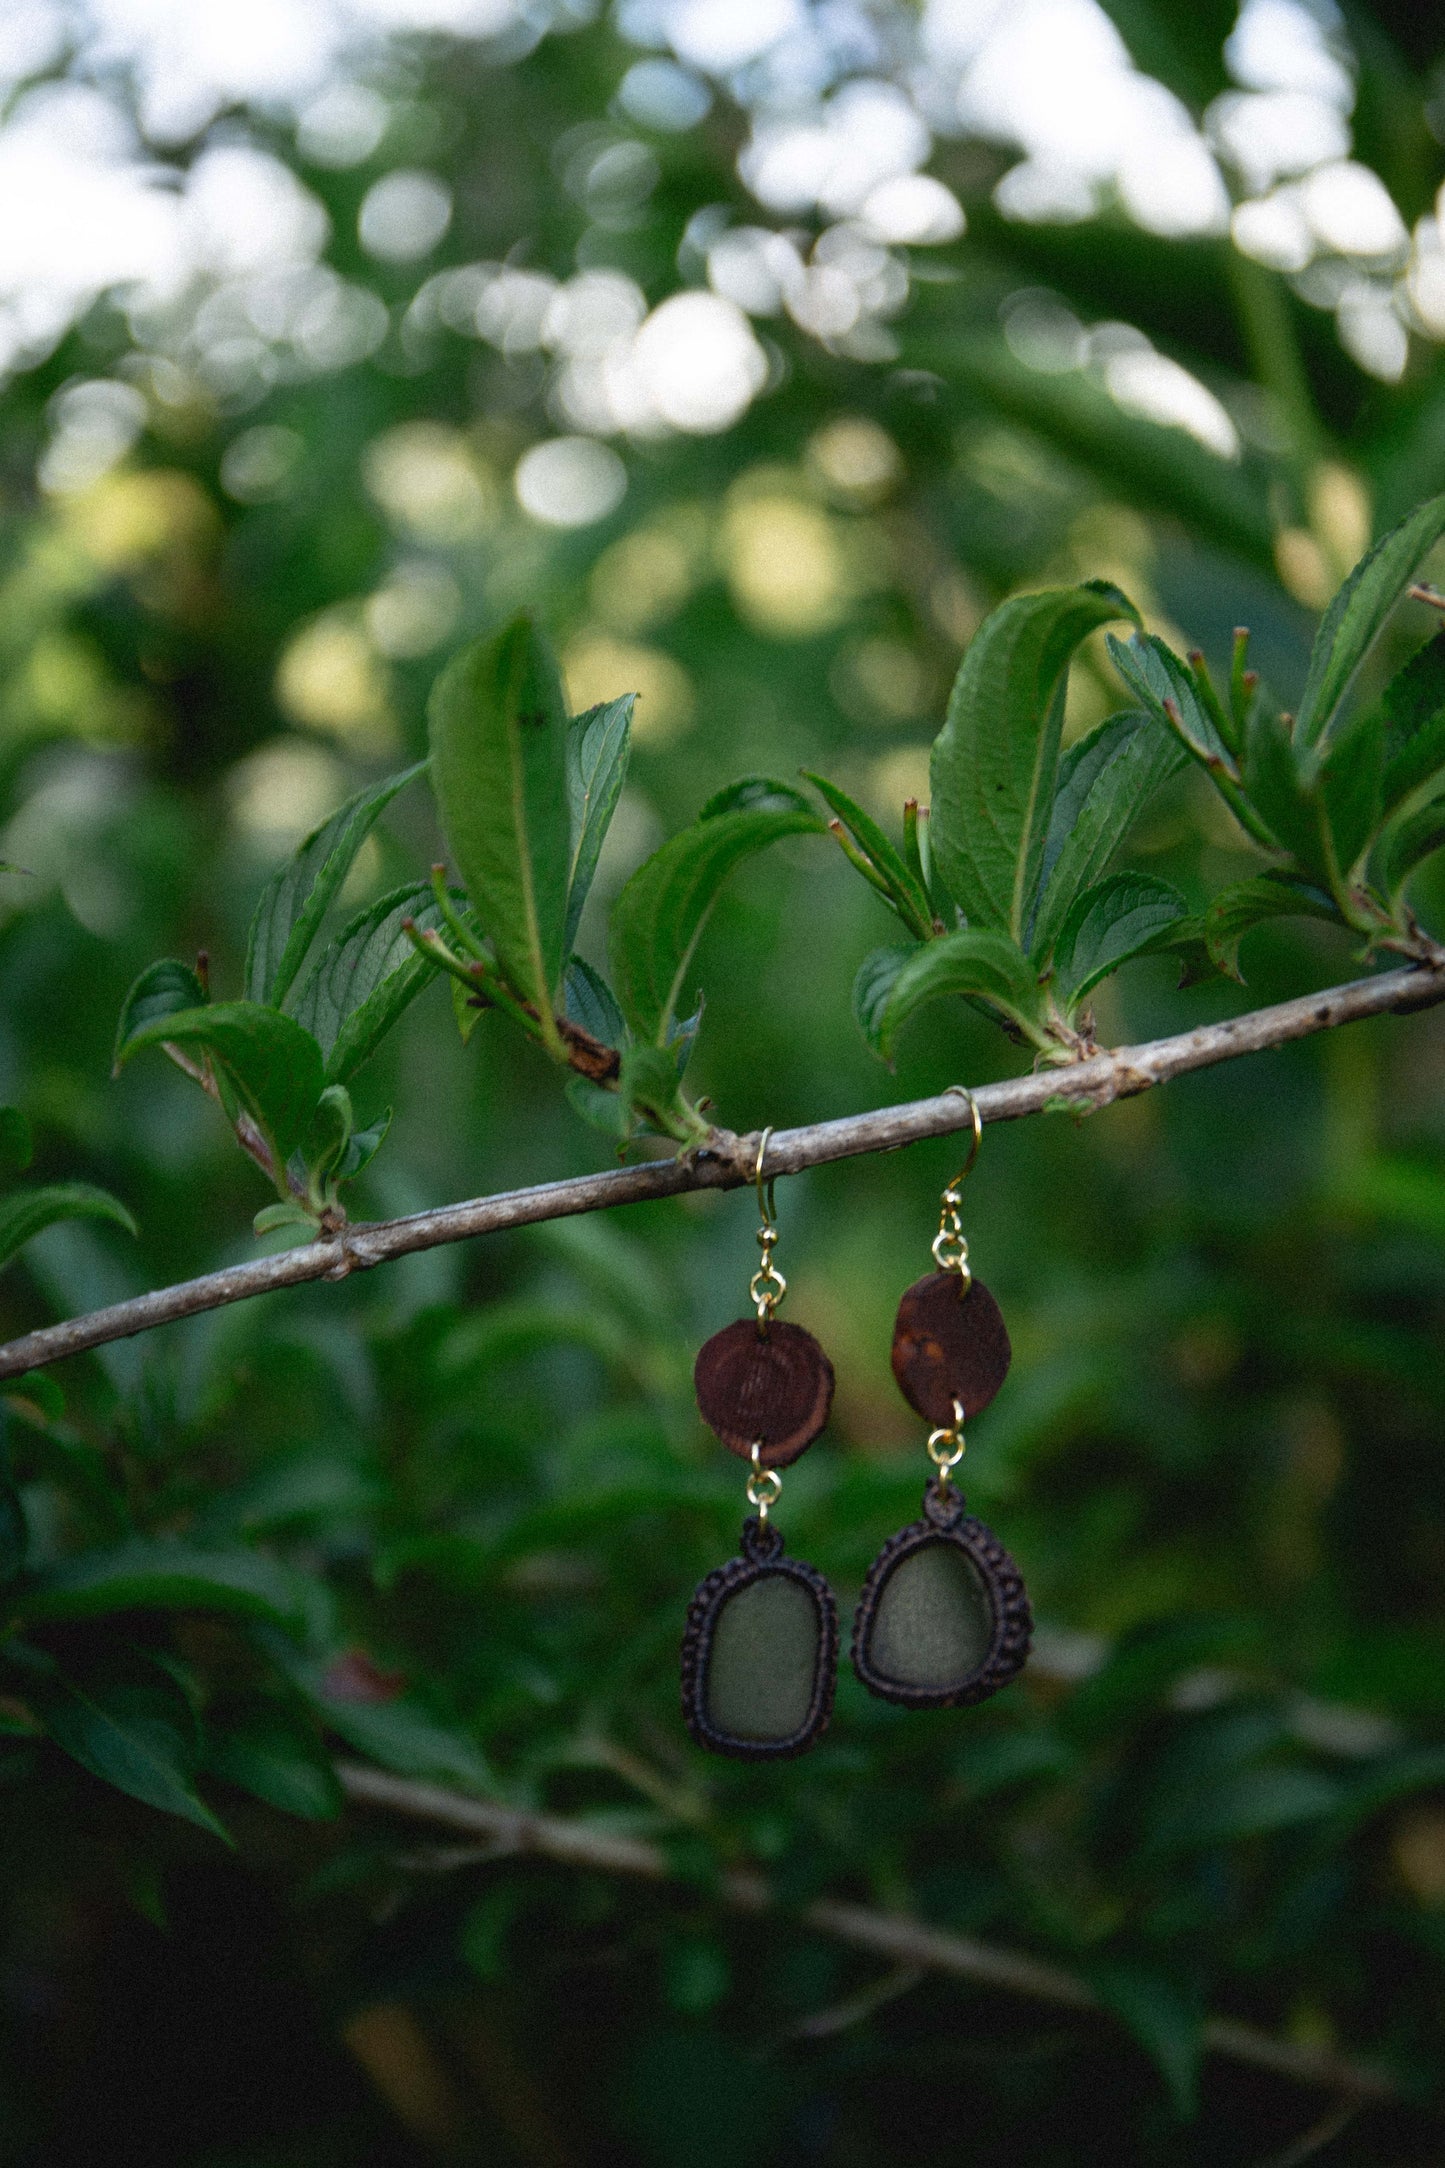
[681,1130,839,1760]
[852,1092,1032,1709]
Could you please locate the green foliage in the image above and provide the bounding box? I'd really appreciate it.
[0,1183,137,1271]
[1029,712,1189,961]
[15,1537,316,1633]
[930,582,1141,941]
[610,802,825,1049]
[117,769,433,1225]
[428,614,572,1045]
[203,1702,343,1821]
[290,882,443,1086]
[9,3,1445,2155]
[116,1003,325,1171]
[1052,873,1191,1005]
[1295,496,1445,744]
[872,930,1052,1057]
[245,767,426,1008]
[565,694,635,952]
[32,1655,230,1842]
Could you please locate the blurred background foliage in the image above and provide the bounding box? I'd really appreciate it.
[3,0,1445,2160]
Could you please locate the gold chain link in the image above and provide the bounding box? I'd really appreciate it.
[926,1399,967,1485]
[931,1187,972,1285]
[750,1228,787,1323]
[747,1440,782,1518]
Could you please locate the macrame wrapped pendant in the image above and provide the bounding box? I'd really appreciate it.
[852,1479,1031,1709]
[682,1516,838,1758]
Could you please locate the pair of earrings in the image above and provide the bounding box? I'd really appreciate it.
[681,1096,1032,1760]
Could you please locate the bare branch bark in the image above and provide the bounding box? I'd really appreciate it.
[1,957,1441,1382]
[335,1761,1397,2103]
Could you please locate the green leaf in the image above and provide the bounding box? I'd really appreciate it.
[618,1042,693,1137]
[564,694,633,951]
[609,806,823,1043]
[0,1184,138,1272]
[113,957,208,1070]
[324,1695,493,1790]
[564,955,627,1049]
[1053,873,1191,1007]
[275,1653,494,1791]
[1380,790,1445,901]
[852,944,917,1056]
[1319,701,1386,872]
[0,1106,33,1173]
[1203,875,1341,979]
[1087,1960,1203,2119]
[451,973,485,1046]
[1329,1746,1445,1839]
[292,881,443,1086]
[116,1002,324,1165]
[1295,493,1445,745]
[16,1537,314,1634]
[1148,1763,1342,1853]
[3,1372,64,1421]
[1106,634,1232,765]
[205,1705,342,1821]
[1107,632,1283,849]
[931,583,1139,941]
[1030,709,1188,960]
[801,771,934,935]
[1240,704,1331,880]
[245,764,424,1009]
[304,1083,353,1188]
[565,1074,632,1139]
[340,1110,391,1181]
[36,1664,229,1840]
[1162,916,1220,990]
[428,614,571,1022]
[1378,629,1445,814]
[877,929,1048,1058]
[698,775,816,818]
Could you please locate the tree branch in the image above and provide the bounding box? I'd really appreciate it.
[1,957,1441,1382]
[335,1761,1397,2103]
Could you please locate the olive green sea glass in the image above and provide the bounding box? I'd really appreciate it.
[704,1573,821,1741]
[864,1541,993,1690]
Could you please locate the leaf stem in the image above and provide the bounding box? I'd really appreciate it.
[427,865,489,960]
[828,821,930,934]
[1230,629,1253,738]
[1188,650,1242,759]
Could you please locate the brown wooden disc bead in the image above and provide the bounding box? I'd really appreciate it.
[694,1319,835,1467]
[891,1271,1012,1426]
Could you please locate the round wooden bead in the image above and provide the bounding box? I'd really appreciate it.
[890,1270,1012,1426]
[693,1318,835,1467]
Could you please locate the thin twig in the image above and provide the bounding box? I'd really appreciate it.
[1253,2095,1362,2168]
[334,1762,1398,2104]
[788,1962,925,2040]
[1,958,1442,1382]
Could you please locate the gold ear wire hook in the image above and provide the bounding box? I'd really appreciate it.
[754,1126,777,1229]
[943,1087,982,1193]
[933,1090,981,1282]
[750,1126,786,1328]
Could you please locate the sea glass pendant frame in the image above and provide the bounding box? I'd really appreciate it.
[682,1515,838,1760]
[851,1479,1031,1710]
